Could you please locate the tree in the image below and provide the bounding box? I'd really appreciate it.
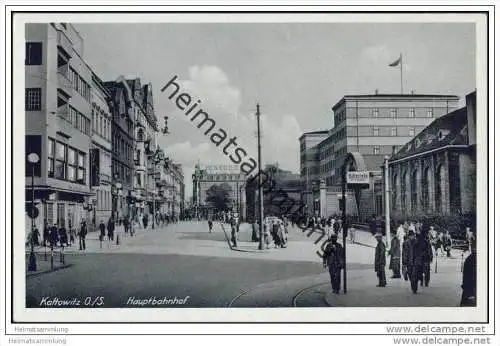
[205,183,233,212]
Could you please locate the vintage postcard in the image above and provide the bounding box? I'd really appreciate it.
[2,4,496,340]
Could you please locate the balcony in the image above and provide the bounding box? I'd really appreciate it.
[57,30,73,59]
[57,67,73,98]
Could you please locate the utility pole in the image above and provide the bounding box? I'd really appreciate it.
[256,103,264,250]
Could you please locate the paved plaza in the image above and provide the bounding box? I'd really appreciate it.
[25,221,467,308]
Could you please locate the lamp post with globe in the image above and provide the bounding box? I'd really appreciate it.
[27,152,39,271]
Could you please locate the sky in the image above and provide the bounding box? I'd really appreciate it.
[75,22,476,198]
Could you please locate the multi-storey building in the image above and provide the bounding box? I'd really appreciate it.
[299,93,461,221]
[299,130,329,214]
[330,94,460,184]
[103,77,135,221]
[25,23,93,234]
[127,79,158,221]
[90,71,113,225]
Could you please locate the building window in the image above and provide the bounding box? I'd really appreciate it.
[422,167,430,212]
[435,165,443,212]
[55,141,66,180]
[372,108,379,118]
[46,203,54,225]
[373,145,380,155]
[391,127,397,136]
[57,203,65,227]
[409,127,415,137]
[373,127,380,136]
[391,174,398,210]
[47,138,55,178]
[409,108,415,118]
[25,88,42,111]
[390,108,397,118]
[427,108,434,118]
[77,152,86,184]
[401,171,407,212]
[410,170,418,211]
[67,147,77,182]
[25,42,42,65]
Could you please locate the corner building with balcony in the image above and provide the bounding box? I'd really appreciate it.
[25,23,94,235]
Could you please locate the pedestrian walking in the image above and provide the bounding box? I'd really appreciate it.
[460,232,476,306]
[68,221,76,246]
[58,223,68,247]
[409,231,427,294]
[49,223,59,248]
[107,217,115,242]
[369,214,378,236]
[99,220,106,242]
[123,218,129,234]
[208,218,213,233]
[401,233,410,281]
[421,229,434,287]
[32,226,40,247]
[388,231,401,278]
[323,234,344,294]
[251,221,259,242]
[43,219,49,247]
[374,232,387,287]
[78,221,87,250]
[443,231,452,257]
[230,215,238,248]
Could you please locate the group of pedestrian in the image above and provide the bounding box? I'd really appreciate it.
[260,216,289,249]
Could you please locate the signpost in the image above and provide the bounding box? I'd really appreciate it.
[346,171,370,185]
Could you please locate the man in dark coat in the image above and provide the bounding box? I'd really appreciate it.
[388,231,401,278]
[49,223,59,248]
[230,215,238,247]
[99,220,106,242]
[421,229,434,287]
[369,214,377,235]
[401,233,411,281]
[78,221,87,250]
[460,232,476,306]
[107,217,115,242]
[374,232,387,287]
[323,234,344,294]
[58,223,68,247]
[409,231,427,293]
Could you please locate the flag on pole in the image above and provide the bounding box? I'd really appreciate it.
[388,56,401,67]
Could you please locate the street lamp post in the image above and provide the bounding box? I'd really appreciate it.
[27,152,40,272]
[256,104,264,250]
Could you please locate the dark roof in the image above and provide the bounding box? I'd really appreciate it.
[389,107,468,161]
[332,94,459,111]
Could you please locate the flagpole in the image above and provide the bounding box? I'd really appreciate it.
[400,53,403,94]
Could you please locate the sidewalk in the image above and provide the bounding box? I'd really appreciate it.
[323,266,463,307]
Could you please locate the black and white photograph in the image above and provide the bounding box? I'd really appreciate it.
[2,4,496,342]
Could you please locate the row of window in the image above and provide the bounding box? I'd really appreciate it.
[67,106,92,136]
[335,107,435,124]
[92,105,112,141]
[96,190,112,211]
[113,134,133,162]
[47,138,86,184]
[113,161,132,185]
[68,67,91,102]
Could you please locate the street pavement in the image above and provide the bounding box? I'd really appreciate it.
[25,221,467,308]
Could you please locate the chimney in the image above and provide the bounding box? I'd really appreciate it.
[466,90,476,145]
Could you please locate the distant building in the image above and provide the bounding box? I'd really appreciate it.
[245,164,303,222]
[388,91,476,223]
[192,164,247,219]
